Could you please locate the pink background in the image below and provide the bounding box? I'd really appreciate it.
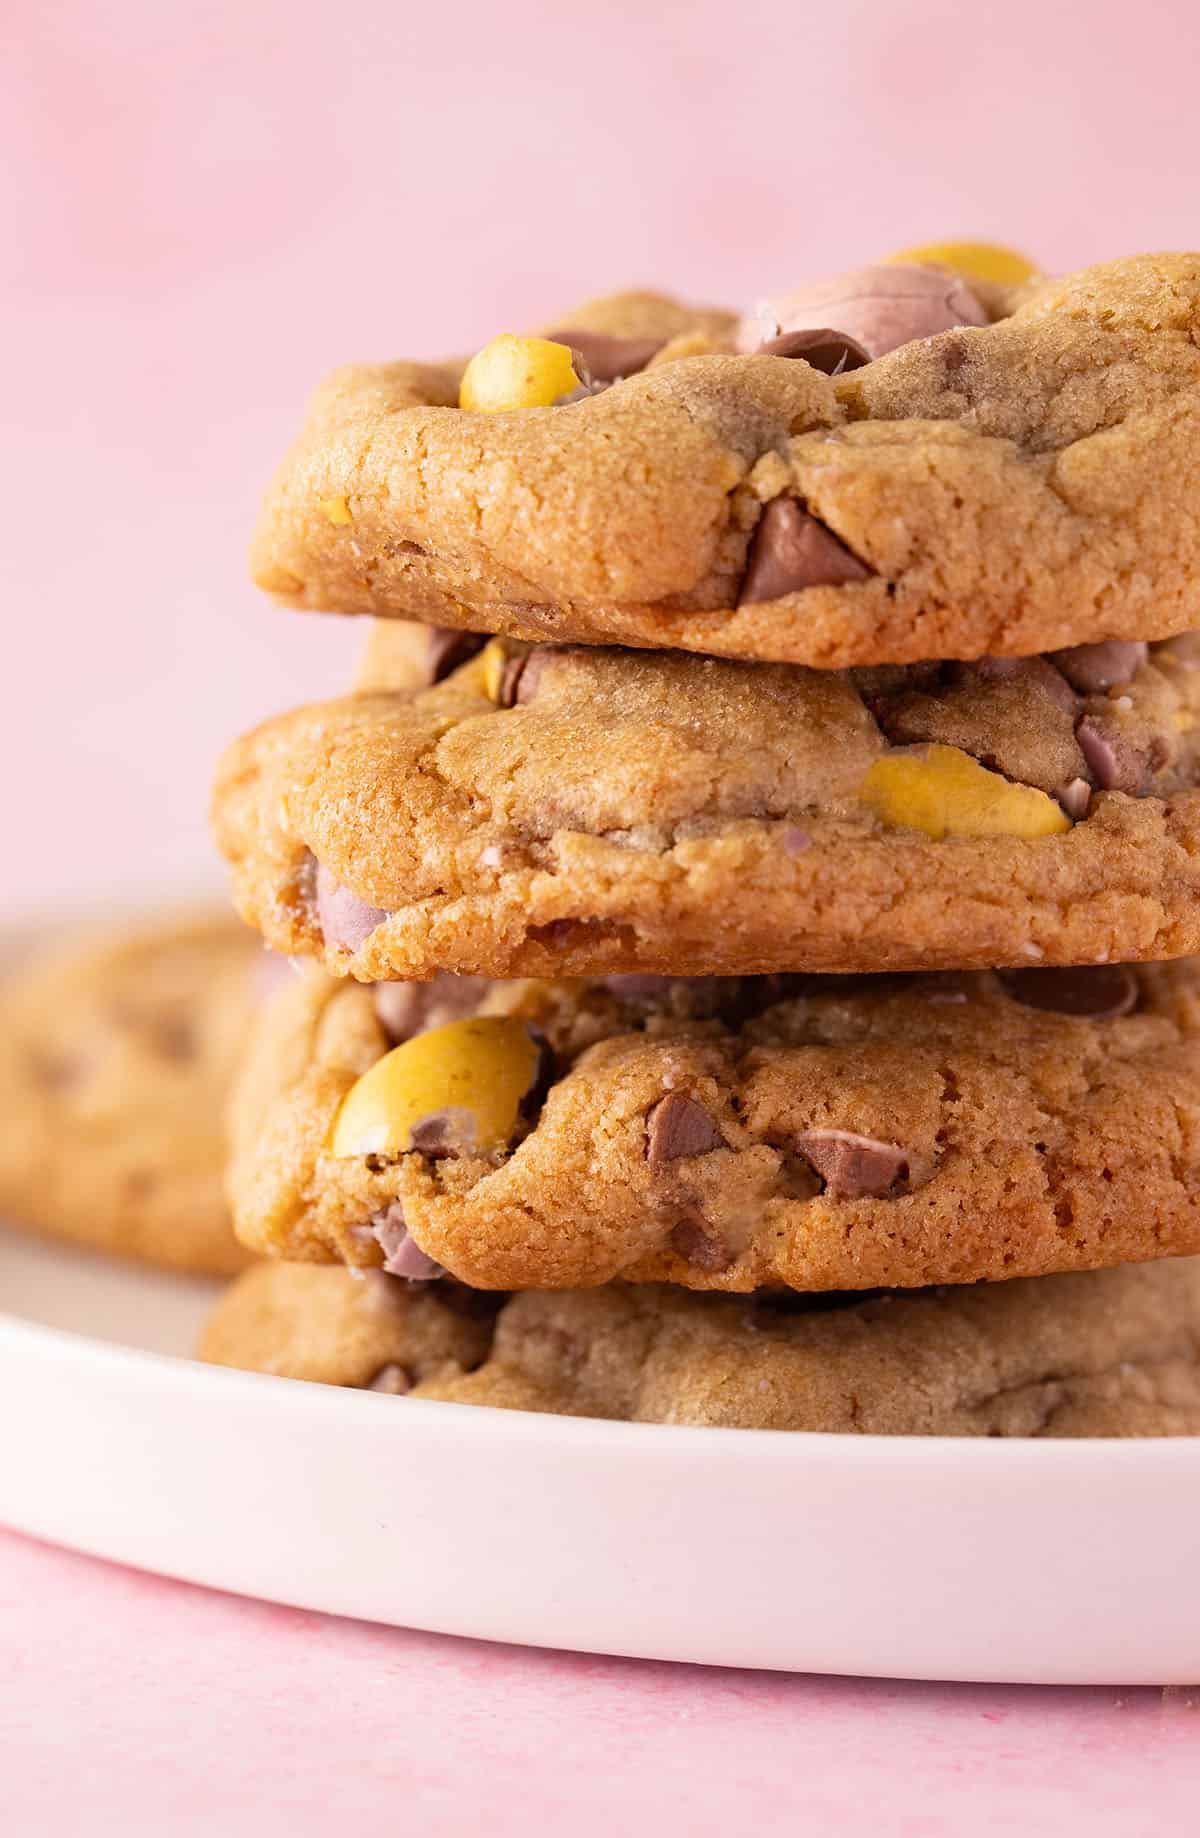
[6,1,1200,1825]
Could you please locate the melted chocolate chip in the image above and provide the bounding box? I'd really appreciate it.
[370,1203,445,1279]
[315,861,388,950]
[1075,719,1154,795]
[796,1130,925,1200]
[996,965,1139,1020]
[544,328,664,383]
[738,499,873,606]
[669,1219,734,1272]
[646,1094,726,1165]
[424,628,487,683]
[372,974,490,1045]
[1051,640,1148,695]
[755,327,870,375]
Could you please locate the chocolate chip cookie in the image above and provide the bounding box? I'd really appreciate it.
[212,632,1200,979]
[251,254,1200,668]
[227,957,1200,1292]
[198,1261,495,1386]
[0,911,272,1275]
[201,1259,1200,1437]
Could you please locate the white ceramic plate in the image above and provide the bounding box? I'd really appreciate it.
[2,1222,1199,1685]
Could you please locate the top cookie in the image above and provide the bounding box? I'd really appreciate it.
[251,253,1200,668]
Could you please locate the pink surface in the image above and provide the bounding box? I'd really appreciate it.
[6,2,1200,1819]
[6,0,1200,904]
[2,1526,1199,1835]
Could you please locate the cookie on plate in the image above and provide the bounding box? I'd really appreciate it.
[200,1259,1200,1437]
[199,1261,495,1387]
[227,957,1200,1293]
[250,254,1200,668]
[0,910,273,1275]
[213,632,1200,979]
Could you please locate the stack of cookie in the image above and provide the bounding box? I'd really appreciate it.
[204,244,1200,1435]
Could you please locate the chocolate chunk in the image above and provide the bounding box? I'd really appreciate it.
[669,1219,734,1271]
[970,655,1079,716]
[370,1203,445,1279]
[741,265,988,361]
[739,499,873,606]
[543,328,664,383]
[406,1109,475,1158]
[1051,640,1148,695]
[315,861,388,950]
[796,1130,924,1199]
[1075,718,1153,794]
[646,1093,726,1165]
[373,973,489,1044]
[996,965,1138,1019]
[367,1363,413,1394]
[1057,777,1092,820]
[756,327,870,375]
[425,628,487,684]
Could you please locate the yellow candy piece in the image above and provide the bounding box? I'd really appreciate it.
[459,334,582,412]
[860,745,1071,840]
[319,495,353,526]
[479,638,507,702]
[887,240,1038,287]
[329,1017,542,1159]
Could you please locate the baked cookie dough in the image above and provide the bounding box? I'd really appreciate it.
[199,1261,495,1387]
[227,957,1200,1293]
[200,1259,1200,1437]
[0,911,273,1275]
[251,254,1200,669]
[213,632,1200,979]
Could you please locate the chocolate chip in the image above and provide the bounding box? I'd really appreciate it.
[424,628,487,684]
[543,328,664,383]
[1051,640,1148,695]
[796,1130,925,1200]
[1075,718,1153,794]
[315,861,388,950]
[370,1203,445,1280]
[646,1093,727,1165]
[755,327,870,375]
[738,499,873,606]
[996,965,1139,1019]
[406,1109,474,1158]
[669,1219,734,1271]
[367,1364,413,1394]
[373,974,490,1045]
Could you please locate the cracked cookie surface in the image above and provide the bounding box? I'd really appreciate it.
[228,958,1200,1292]
[212,632,1200,979]
[251,255,1200,668]
[0,911,269,1275]
[201,1259,1200,1436]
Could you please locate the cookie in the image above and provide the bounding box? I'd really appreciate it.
[250,254,1200,669]
[0,911,272,1275]
[200,1259,1200,1437]
[227,957,1200,1293]
[199,1261,495,1387]
[213,632,1200,979]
